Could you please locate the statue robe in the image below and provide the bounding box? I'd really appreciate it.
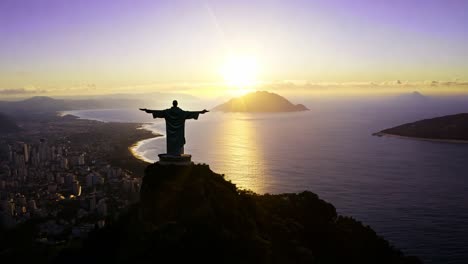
[151,106,199,155]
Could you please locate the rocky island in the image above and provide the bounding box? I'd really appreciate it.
[212,91,308,112]
[375,113,468,142]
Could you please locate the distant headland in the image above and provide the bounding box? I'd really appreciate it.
[374,113,468,143]
[212,91,309,113]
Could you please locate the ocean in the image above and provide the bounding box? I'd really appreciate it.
[64,97,468,264]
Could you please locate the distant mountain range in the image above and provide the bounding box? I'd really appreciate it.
[376,113,468,141]
[392,91,429,105]
[212,91,308,112]
[0,96,137,115]
[0,93,198,116]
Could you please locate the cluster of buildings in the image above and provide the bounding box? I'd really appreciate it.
[0,139,142,243]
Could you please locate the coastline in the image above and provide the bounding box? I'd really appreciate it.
[373,132,468,144]
[129,123,164,163]
[96,122,157,176]
[60,111,166,169]
[58,113,161,175]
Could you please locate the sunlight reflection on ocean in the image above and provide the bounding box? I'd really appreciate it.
[65,102,468,264]
[133,112,270,193]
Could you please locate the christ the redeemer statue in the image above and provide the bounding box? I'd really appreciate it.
[140,100,208,161]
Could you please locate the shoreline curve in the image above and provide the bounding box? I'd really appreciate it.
[130,123,165,163]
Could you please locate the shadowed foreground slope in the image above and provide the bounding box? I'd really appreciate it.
[56,163,421,264]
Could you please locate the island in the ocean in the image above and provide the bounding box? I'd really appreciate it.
[374,113,468,142]
[212,91,309,112]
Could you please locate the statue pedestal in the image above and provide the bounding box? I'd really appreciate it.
[158,154,192,166]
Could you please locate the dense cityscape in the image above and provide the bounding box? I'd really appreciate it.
[0,114,154,246]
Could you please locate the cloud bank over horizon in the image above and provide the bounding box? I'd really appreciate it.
[1,79,468,100]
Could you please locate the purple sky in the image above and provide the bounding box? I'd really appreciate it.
[1,0,467,96]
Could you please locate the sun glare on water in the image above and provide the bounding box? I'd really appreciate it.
[221,56,259,95]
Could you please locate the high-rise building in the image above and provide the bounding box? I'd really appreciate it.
[14,153,27,180]
[30,147,40,167]
[87,172,105,187]
[7,144,13,162]
[86,173,94,187]
[97,199,107,216]
[28,200,37,211]
[22,142,29,163]
[72,180,82,196]
[78,153,85,166]
[48,183,58,193]
[60,156,69,170]
[51,146,56,161]
[38,139,50,163]
[64,174,76,186]
[46,173,54,182]
[7,200,15,216]
[57,146,63,156]
[17,195,27,207]
[89,194,96,211]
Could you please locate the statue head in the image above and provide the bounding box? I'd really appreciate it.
[172,100,178,107]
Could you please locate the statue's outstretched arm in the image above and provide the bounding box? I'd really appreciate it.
[184,109,209,120]
[185,109,209,115]
[139,108,166,118]
[139,108,160,114]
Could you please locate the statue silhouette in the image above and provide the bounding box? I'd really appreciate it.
[140,100,208,156]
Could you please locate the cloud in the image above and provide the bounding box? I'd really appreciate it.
[0,87,48,96]
[2,79,467,99]
[59,83,97,92]
[254,79,468,96]
[0,88,32,95]
[424,80,468,87]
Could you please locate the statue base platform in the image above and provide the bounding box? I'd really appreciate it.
[158,154,192,166]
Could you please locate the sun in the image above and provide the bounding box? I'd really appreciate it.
[220,56,259,95]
